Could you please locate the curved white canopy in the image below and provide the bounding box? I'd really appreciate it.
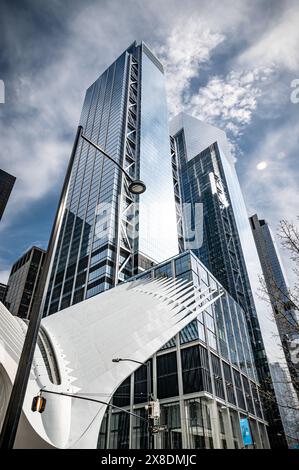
[0,277,221,448]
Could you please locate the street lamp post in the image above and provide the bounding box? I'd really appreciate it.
[112,357,154,449]
[80,132,146,195]
[0,126,146,449]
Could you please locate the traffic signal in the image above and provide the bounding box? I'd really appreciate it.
[31,395,47,413]
[146,400,160,420]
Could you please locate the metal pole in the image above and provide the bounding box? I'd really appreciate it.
[0,125,83,449]
[112,358,154,449]
[146,360,154,450]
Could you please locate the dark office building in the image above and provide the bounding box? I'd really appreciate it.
[0,283,8,303]
[5,246,46,319]
[0,169,16,221]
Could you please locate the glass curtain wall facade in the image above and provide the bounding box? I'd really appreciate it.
[98,251,269,449]
[43,42,178,316]
[169,113,287,448]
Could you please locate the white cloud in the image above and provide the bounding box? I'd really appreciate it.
[0,121,71,223]
[277,151,286,160]
[155,19,225,116]
[238,3,299,72]
[0,2,136,227]
[0,269,10,284]
[154,18,275,145]
[186,67,274,137]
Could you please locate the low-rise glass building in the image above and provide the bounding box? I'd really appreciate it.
[98,251,269,449]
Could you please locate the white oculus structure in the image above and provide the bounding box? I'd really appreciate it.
[0,276,222,449]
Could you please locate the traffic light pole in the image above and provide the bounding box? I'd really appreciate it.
[146,360,154,450]
[112,357,155,449]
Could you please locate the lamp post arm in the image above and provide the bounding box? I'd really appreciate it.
[114,358,144,366]
[80,132,133,183]
[40,389,148,424]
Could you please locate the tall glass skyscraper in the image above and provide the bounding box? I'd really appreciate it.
[170,114,266,366]
[43,42,178,316]
[169,113,292,447]
[250,214,299,398]
[250,214,298,336]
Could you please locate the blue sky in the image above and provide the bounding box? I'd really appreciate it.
[0,0,298,286]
